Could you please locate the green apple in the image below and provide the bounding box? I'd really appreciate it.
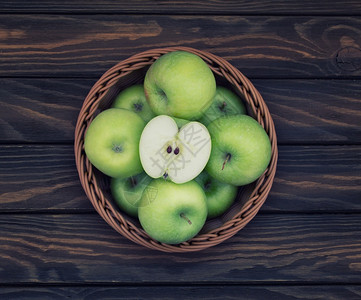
[111,172,152,217]
[84,108,145,178]
[138,179,207,244]
[144,51,216,120]
[172,116,190,129]
[199,86,247,126]
[111,84,156,122]
[139,115,211,184]
[206,115,272,186]
[195,171,238,218]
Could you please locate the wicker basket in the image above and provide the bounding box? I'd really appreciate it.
[74,46,278,253]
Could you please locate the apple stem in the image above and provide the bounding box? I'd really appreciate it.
[180,213,192,225]
[220,101,227,111]
[130,176,137,187]
[222,153,231,170]
[133,102,143,112]
[112,144,123,153]
[204,181,211,190]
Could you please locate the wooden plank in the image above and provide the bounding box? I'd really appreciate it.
[0,79,91,143]
[1,79,361,143]
[1,1,361,15]
[0,145,91,211]
[0,285,361,300]
[264,145,361,212]
[0,15,360,78]
[0,213,360,283]
[253,79,361,144]
[0,144,360,212]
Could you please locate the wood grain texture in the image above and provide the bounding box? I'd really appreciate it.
[253,79,361,144]
[0,15,360,78]
[0,145,91,211]
[0,285,360,300]
[0,0,360,296]
[1,0,361,15]
[1,79,360,143]
[0,79,91,142]
[264,145,361,212]
[0,213,360,283]
[0,145,360,213]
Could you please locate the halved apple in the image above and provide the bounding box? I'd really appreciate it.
[139,115,211,184]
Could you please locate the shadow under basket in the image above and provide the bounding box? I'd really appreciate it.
[74,46,278,253]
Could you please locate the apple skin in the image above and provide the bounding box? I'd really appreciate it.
[206,115,272,186]
[138,179,207,244]
[144,51,216,120]
[112,84,156,122]
[111,172,152,217]
[172,116,190,129]
[199,86,247,126]
[84,108,145,178]
[195,171,238,218]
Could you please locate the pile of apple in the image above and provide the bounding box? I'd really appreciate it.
[84,51,271,244]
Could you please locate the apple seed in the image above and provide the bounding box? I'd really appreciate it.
[166,145,172,153]
[174,147,180,155]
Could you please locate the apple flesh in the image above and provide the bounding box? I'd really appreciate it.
[206,115,272,186]
[112,84,156,122]
[144,51,216,120]
[84,108,145,178]
[195,171,238,218]
[199,86,247,126]
[138,179,207,244]
[111,172,152,217]
[139,115,211,184]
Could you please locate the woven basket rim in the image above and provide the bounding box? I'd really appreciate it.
[74,46,278,253]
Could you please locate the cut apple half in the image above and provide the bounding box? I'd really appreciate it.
[139,115,211,184]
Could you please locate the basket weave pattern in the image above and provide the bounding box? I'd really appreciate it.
[74,47,278,252]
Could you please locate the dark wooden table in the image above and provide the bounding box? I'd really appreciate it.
[1,1,361,299]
